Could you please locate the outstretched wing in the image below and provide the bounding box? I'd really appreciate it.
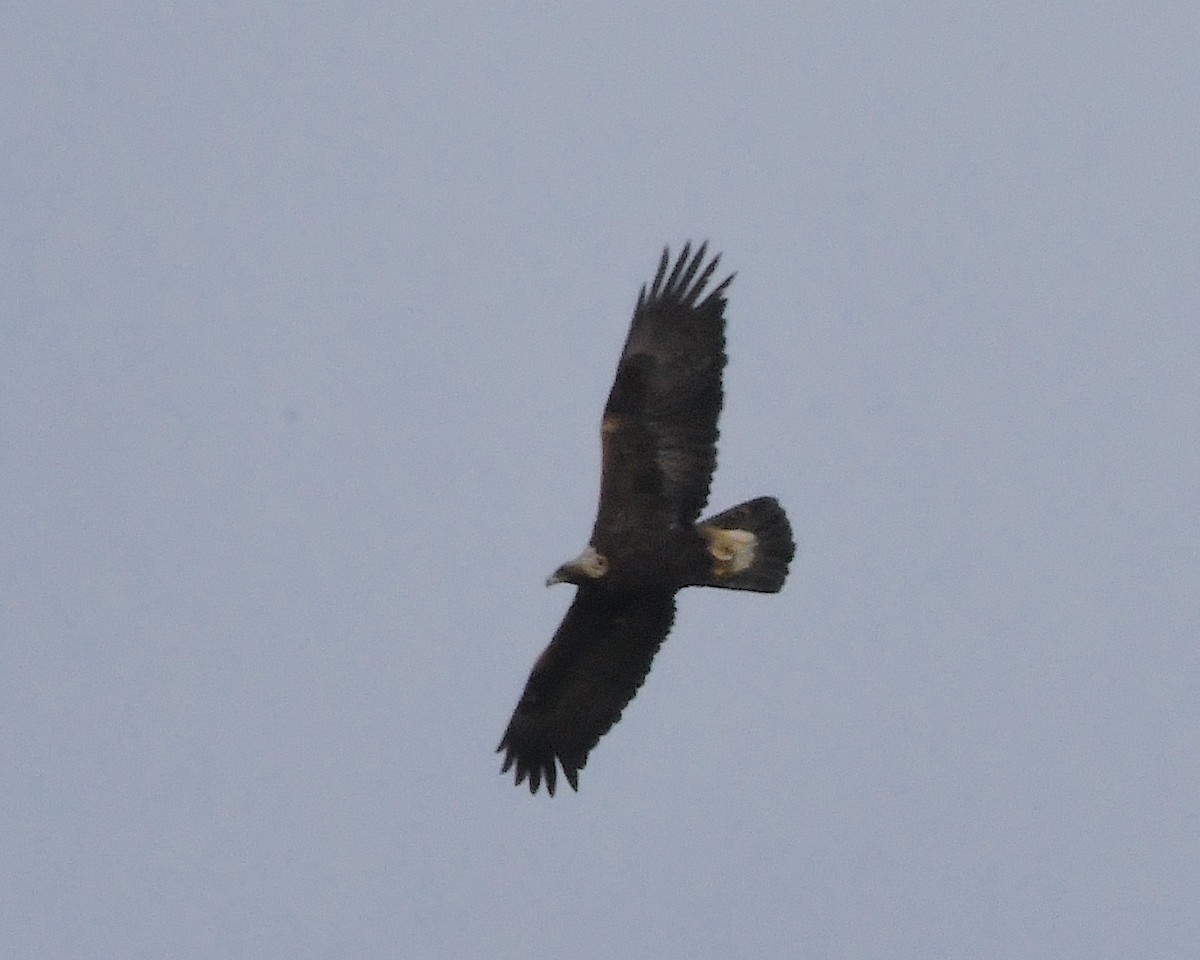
[498,588,676,795]
[594,243,732,537]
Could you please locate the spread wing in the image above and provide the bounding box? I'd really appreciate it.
[498,587,676,795]
[594,243,732,538]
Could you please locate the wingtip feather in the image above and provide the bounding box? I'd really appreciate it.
[664,241,692,294]
[640,241,733,311]
[649,247,671,299]
[498,733,570,797]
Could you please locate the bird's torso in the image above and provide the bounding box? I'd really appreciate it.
[590,523,710,592]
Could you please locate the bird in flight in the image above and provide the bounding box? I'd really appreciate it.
[498,243,794,795]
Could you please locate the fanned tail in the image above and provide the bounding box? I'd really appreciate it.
[695,497,794,593]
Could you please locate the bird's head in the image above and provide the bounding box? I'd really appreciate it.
[546,545,609,587]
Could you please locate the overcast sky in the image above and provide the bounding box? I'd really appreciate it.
[4,2,1198,957]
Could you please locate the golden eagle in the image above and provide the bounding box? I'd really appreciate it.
[498,243,794,795]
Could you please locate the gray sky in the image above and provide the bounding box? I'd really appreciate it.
[4,2,1198,957]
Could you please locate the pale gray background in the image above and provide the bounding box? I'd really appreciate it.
[4,2,1198,957]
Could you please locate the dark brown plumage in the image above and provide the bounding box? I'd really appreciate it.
[498,244,794,795]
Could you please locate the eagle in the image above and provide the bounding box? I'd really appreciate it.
[498,243,794,795]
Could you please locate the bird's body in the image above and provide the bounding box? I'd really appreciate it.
[498,244,794,795]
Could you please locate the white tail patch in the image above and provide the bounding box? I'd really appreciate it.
[702,527,757,578]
